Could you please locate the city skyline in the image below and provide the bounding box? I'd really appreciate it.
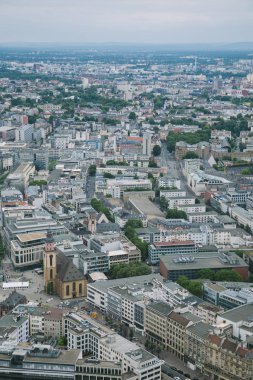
[1,0,253,45]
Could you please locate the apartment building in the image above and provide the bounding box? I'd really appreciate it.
[158,177,181,189]
[160,189,186,199]
[145,302,173,348]
[167,311,201,360]
[148,240,197,264]
[176,203,206,214]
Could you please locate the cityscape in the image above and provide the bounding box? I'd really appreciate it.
[0,1,253,380]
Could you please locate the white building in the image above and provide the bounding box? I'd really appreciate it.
[15,124,34,143]
[158,177,181,189]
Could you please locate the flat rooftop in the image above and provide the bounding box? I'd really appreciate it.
[220,304,253,323]
[161,252,247,271]
[17,232,46,243]
[129,197,164,219]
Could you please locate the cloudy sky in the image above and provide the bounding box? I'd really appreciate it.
[0,0,253,45]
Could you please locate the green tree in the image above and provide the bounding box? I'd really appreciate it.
[88,165,97,176]
[148,160,158,168]
[103,172,115,179]
[159,196,168,211]
[29,180,48,186]
[152,145,161,156]
[58,336,67,346]
[109,262,151,279]
[129,111,137,121]
[91,198,115,222]
[198,269,215,280]
[166,209,187,220]
[214,269,243,282]
[125,219,143,229]
[182,151,199,159]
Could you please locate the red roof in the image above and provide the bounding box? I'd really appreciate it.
[153,240,195,247]
[127,136,143,142]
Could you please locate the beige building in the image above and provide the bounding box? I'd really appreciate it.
[145,302,173,348]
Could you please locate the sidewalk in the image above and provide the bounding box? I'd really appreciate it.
[160,350,209,380]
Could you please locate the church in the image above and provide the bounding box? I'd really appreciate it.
[43,231,87,300]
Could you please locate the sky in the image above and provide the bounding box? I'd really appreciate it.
[0,0,253,45]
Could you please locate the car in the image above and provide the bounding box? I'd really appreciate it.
[174,377,181,380]
[170,366,177,371]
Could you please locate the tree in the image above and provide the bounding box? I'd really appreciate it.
[109,262,151,279]
[88,164,97,176]
[159,196,168,211]
[29,180,48,186]
[91,198,115,222]
[58,336,67,346]
[148,160,158,168]
[123,221,148,260]
[177,275,190,287]
[103,172,115,179]
[129,111,137,121]
[152,145,161,156]
[214,269,243,282]
[198,269,215,280]
[177,276,203,297]
[182,151,199,159]
[124,219,143,229]
[166,209,187,220]
[48,160,57,172]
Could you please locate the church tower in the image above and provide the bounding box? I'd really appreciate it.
[44,230,57,293]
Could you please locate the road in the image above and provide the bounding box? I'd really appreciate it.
[85,175,96,199]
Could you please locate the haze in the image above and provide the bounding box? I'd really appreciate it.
[0,0,253,45]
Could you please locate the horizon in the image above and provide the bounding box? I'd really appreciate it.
[1,0,253,45]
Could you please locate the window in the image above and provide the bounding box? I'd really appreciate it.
[73,282,76,292]
[66,285,70,296]
[49,254,53,267]
[79,283,82,294]
[50,269,53,280]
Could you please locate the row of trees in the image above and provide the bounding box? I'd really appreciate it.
[91,198,114,222]
[124,219,148,260]
[177,269,243,297]
[197,268,243,282]
[109,262,151,279]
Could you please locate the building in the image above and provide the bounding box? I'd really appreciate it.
[182,159,201,176]
[0,314,29,343]
[0,345,81,380]
[148,240,197,264]
[0,291,27,317]
[88,233,141,268]
[65,312,163,380]
[15,124,34,143]
[160,251,249,281]
[7,162,35,192]
[142,132,152,156]
[44,231,87,300]
[158,177,181,189]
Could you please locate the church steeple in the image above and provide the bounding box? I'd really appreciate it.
[45,230,55,252]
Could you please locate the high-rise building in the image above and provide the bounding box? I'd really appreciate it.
[142,132,152,156]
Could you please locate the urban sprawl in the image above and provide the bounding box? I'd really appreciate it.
[0,48,253,380]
